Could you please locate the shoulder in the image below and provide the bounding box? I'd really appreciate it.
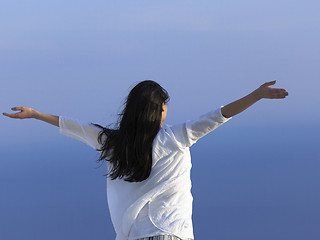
[156,123,189,150]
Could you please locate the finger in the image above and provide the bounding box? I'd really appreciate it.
[2,112,20,118]
[271,92,287,99]
[269,89,287,96]
[276,89,288,96]
[263,80,277,87]
[12,107,23,111]
[273,89,287,94]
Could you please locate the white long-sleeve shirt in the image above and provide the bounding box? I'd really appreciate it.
[59,106,232,240]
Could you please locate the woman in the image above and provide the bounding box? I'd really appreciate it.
[3,80,288,240]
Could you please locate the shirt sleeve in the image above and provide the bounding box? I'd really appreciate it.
[59,116,104,151]
[169,106,232,149]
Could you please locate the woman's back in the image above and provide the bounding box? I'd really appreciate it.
[59,106,232,240]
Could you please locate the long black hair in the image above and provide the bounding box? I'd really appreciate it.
[92,80,170,182]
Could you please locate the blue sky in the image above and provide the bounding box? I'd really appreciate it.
[1,1,319,239]
[1,0,319,140]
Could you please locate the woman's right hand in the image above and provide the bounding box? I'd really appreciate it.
[2,107,36,119]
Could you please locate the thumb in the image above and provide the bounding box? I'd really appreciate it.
[11,107,23,111]
[263,80,277,87]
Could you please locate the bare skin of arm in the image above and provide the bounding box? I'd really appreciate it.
[2,108,59,127]
[221,80,288,118]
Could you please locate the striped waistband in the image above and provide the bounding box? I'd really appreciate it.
[135,235,194,240]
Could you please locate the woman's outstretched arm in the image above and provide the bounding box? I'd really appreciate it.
[221,80,288,118]
[3,107,104,150]
[2,107,59,127]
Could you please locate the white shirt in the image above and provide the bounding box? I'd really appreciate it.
[59,106,232,240]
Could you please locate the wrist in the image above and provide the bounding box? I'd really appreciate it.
[32,109,40,119]
[251,89,262,101]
